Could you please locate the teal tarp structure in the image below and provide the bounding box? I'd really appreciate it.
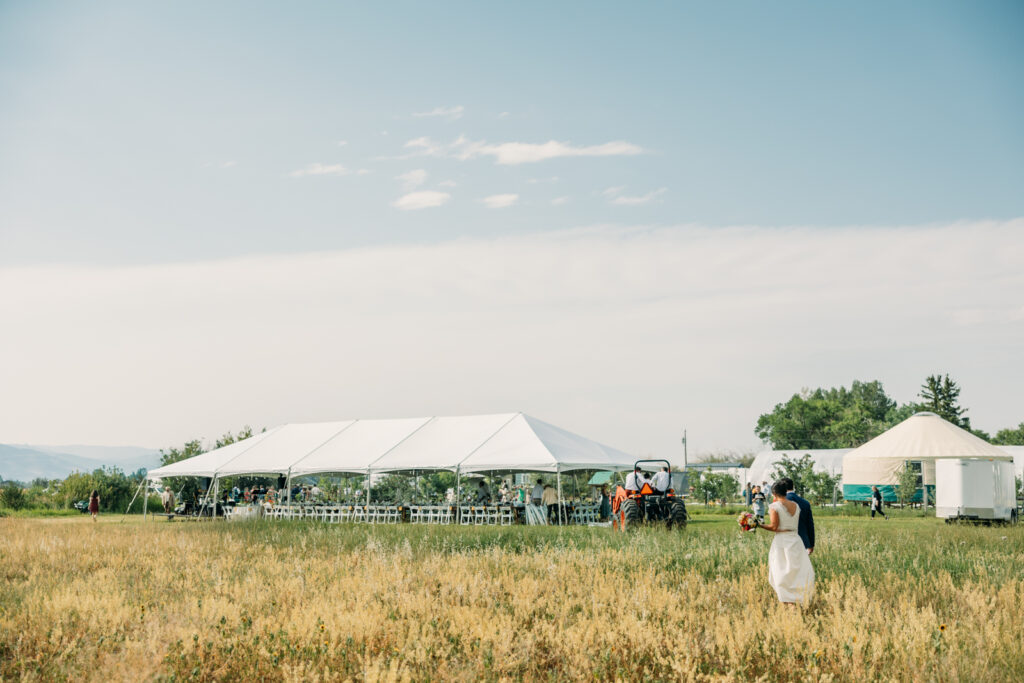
[587,471,616,486]
[843,484,935,503]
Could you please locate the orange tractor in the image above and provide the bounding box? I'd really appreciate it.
[612,459,688,531]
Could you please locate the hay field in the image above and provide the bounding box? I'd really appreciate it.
[1,514,1021,682]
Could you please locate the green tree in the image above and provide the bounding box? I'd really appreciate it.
[993,422,1024,445]
[693,470,739,506]
[755,380,901,449]
[919,374,966,427]
[895,461,920,507]
[769,453,817,496]
[808,470,841,505]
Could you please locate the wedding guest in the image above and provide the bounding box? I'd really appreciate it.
[751,486,767,522]
[161,487,175,514]
[653,467,671,494]
[88,489,100,522]
[760,481,815,605]
[541,484,559,523]
[871,486,888,520]
[531,479,544,506]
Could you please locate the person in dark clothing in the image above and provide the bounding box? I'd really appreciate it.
[780,478,814,555]
[870,486,888,519]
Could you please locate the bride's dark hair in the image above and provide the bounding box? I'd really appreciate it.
[771,481,789,498]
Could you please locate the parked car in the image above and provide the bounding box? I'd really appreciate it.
[73,500,89,513]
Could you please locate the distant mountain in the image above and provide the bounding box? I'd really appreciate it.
[0,443,161,484]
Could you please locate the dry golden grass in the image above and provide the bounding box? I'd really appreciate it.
[1,515,1021,682]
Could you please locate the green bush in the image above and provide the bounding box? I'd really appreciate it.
[0,482,27,510]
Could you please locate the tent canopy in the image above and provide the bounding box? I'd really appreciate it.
[147,413,636,480]
[842,412,1012,500]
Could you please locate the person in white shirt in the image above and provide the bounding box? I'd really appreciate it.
[531,479,544,506]
[653,467,671,494]
[541,484,560,523]
[624,466,643,491]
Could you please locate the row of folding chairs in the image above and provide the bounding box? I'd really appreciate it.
[457,505,515,526]
[264,504,402,524]
[570,504,601,525]
[407,505,455,524]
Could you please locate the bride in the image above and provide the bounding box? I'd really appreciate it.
[760,481,815,605]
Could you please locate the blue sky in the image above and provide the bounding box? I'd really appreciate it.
[2,1,1022,264]
[0,2,1022,454]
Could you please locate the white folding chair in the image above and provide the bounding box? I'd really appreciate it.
[459,505,472,525]
[500,507,514,526]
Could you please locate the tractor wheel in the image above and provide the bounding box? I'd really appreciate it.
[620,498,641,531]
[667,500,688,530]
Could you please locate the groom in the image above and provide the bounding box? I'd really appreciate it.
[780,478,815,555]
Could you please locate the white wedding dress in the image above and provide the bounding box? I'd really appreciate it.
[767,500,815,604]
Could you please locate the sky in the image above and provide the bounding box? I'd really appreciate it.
[1,1,1022,458]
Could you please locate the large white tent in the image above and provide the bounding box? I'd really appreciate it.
[147,413,636,484]
[842,412,1012,501]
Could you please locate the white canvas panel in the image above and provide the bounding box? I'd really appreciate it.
[215,421,355,476]
[748,449,852,486]
[459,414,635,473]
[147,427,281,479]
[370,413,519,472]
[289,417,432,475]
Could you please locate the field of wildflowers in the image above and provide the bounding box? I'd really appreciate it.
[1,514,1021,681]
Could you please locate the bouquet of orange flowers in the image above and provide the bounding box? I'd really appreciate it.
[737,511,758,532]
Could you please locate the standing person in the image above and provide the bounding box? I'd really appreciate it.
[744,482,753,506]
[870,486,888,519]
[760,481,815,605]
[598,485,611,521]
[531,479,544,506]
[161,487,175,515]
[751,486,767,522]
[541,484,559,524]
[781,478,815,555]
[88,489,100,522]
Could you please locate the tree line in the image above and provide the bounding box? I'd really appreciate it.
[755,374,1023,450]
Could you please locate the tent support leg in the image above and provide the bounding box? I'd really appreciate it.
[286,471,292,511]
[557,471,563,526]
[143,479,148,522]
[366,470,371,506]
[455,467,460,506]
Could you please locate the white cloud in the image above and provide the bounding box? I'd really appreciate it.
[401,136,644,165]
[551,196,570,206]
[498,111,510,119]
[412,105,465,121]
[437,180,457,188]
[222,161,237,168]
[602,186,626,197]
[356,169,373,176]
[337,140,348,147]
[527,176,559,184]
[607,187,667,205]
[396,169,428,191]
[392,191,451,210]
[288,163,348,178]
[481,194,519,209]
[4,220,1022,458]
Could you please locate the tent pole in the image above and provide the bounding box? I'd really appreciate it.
[143,478,148,522]
[557,470,563,526]
[211,476,218,520]
[366,469,371,506]
[455,467,461,505]
[286,470,292,509]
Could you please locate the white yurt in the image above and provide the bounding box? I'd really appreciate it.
[842,412,1013,502]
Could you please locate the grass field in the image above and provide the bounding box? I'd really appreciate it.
[1,513,1021,682]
